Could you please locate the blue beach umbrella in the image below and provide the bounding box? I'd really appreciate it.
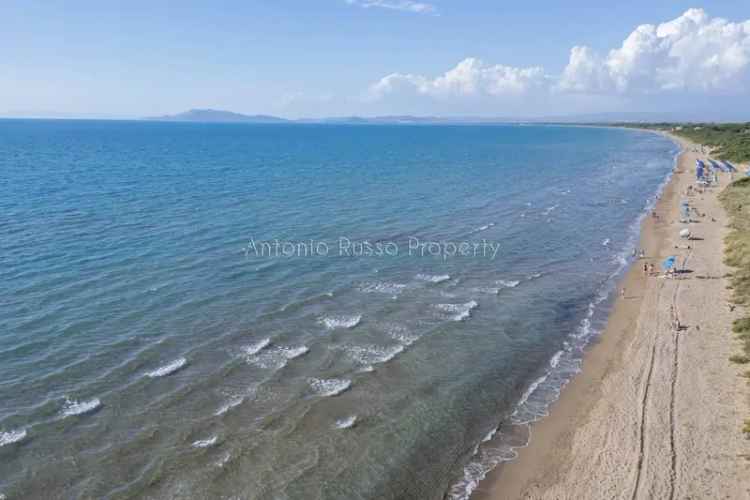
[662,256,676,270]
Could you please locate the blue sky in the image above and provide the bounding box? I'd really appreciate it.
[1,1,749,118]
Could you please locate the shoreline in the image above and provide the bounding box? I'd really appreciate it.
[470,132,750,499]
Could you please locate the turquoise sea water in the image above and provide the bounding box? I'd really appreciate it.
[0,121,677,499]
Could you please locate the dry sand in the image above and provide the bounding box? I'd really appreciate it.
[472,134,750,500]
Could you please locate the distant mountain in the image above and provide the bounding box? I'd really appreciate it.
[146,109,289,123]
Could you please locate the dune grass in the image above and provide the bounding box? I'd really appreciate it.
[676,124,750,164]
[618,122,750,163]
[719,177,750,435]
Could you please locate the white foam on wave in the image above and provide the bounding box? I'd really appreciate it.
[243,338,271,356]
[511,347,571,425]
[435,300,478,321]
[527,272,543,280]
[61,397,102,417]
[386,324,419,346]
[246,345,309,370]
[215,395,244,416]
[284,346,309,359]
[214,451,231,468]
[309,378,351,397]
[342,344,405,366]
[358,281,406,298]
[447,445,519,500]
[334,415,357,429]
[320,315,362,330]
[515,374,550,412]
[0,428,27,447]
[146,357,187,378]
[496,279,520,289]
[192,436,218,448]
[416,273,450,284]
[473,222,495,233]
[602,238,610,246]
[549,349,564,369]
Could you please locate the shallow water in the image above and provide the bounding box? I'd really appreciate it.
[0,120,676,499]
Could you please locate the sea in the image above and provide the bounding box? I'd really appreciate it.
[0,120,677,499]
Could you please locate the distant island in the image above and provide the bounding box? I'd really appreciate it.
[146,109,290,123]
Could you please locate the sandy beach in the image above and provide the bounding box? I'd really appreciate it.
[473,133,750,500]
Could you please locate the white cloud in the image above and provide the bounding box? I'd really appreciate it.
[369,58,549,100]
[345,0,436,14]
[557,46,611,93]
[560,8,750,93]
[369,8,750,106]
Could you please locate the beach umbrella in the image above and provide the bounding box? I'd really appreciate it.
[679,228,690,239]
[662,256,676,270]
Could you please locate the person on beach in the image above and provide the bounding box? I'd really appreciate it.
[643,262,648,275]
[649,263,655,276]
[669,304,675,328]
[670,305,681,331]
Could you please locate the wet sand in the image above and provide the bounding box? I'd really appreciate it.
[472,134,750,500]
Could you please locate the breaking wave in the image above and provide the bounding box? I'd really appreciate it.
[246,345,309,370]
[416,273,451,284]
[435,300,478,321]
[61,397,102,417]
[358,281,407,297]
[243,338,271,356]
[341,344,405,366]
[192,436,218,448]
[496,279,520,288]
[146,357,187,378]
[334,415,357,429]
[320,315,362,330]
[0,428,27,447]
[215,395,244,416]
[309,378,351,397]
[386,324,419,346]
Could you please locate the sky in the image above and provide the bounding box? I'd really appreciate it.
[1,1,749,119]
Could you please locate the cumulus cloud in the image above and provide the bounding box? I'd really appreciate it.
[368,58,549,100]
[369,9,750,105]
[345,0,436,14]
[559,8,750,93]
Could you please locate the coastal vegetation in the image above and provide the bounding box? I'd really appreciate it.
[621,123,750,163]
[719,177,750,435]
